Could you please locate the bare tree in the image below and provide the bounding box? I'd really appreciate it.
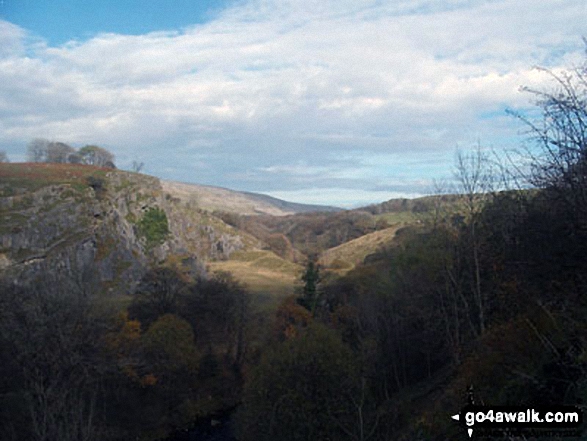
[455,146,495,211]
[26,138,49,162]
[328,377,380,441]
[131,160,145,173]
[0,150,8,162]
[0,282,108,441]
[512,54,587,231]
[454,146,495,335]
[430,178,451,230]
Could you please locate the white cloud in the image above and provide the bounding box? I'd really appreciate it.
[0,0,585,206]
[0,21,28,56]
[265,187,425,208]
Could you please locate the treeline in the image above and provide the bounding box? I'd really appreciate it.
[236,58,587,439]
[0,268,249,440]
[362,193,462,216]
[26,138,116,168]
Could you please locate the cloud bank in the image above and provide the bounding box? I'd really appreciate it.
[1,0,585,206]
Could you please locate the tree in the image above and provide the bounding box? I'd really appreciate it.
[46,141,75,163]
[128,267,188,327]
[454,146,495,335]
[430,179,451,230]
[513,54,587,232]
[142,314,205,431]
[68,152,83,164]
[0,150,8,162]
[142,314,199,379]
[237,324,363,441]
[297,258,321,314]
[273,296,312,341]
[181,273,250,373]
[0,282,109,441]
[26,138,49,162]
[79,145,115,167]
[131,160,144,173]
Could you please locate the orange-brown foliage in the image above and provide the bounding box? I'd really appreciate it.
[273,296,312,341]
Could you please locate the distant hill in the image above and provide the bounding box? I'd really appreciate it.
[240,191,342,214]
[161,181,341,216]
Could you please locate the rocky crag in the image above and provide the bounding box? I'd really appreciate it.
[0,163,258,295]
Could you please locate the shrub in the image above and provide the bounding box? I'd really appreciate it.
[137,207,169,248]
[86,175,105,195]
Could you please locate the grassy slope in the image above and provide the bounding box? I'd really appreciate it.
[208,250,302,303]
[319,225,403,273]
[0,162,109,194]
[317,195,469,276]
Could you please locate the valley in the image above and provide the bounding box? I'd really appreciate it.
[2,142,587,441]
[0,162,412,306]
[1,2,584,439]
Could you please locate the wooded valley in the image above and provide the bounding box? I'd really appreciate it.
[1,54,587,441]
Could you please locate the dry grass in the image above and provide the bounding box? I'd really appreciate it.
[208,249,302,300]
[319,225,402,273]
[230,250,301,275]
[0,162,109,193]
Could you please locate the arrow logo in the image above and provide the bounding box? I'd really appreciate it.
[451,413,473,437]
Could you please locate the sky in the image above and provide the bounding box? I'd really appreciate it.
[0,0,585,207]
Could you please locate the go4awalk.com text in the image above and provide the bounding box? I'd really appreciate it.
[451,405,582,438]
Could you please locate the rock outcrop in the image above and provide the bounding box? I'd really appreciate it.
[0,164,257,295]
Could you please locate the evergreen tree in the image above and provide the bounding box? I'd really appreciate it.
[298,258,320,314]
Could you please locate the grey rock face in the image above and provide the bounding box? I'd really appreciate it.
[0,169,248,295]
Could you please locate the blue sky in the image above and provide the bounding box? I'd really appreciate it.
[0,0,585,207]
[1,1,234,45]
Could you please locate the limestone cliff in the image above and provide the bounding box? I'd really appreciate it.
[0,163,258,295]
